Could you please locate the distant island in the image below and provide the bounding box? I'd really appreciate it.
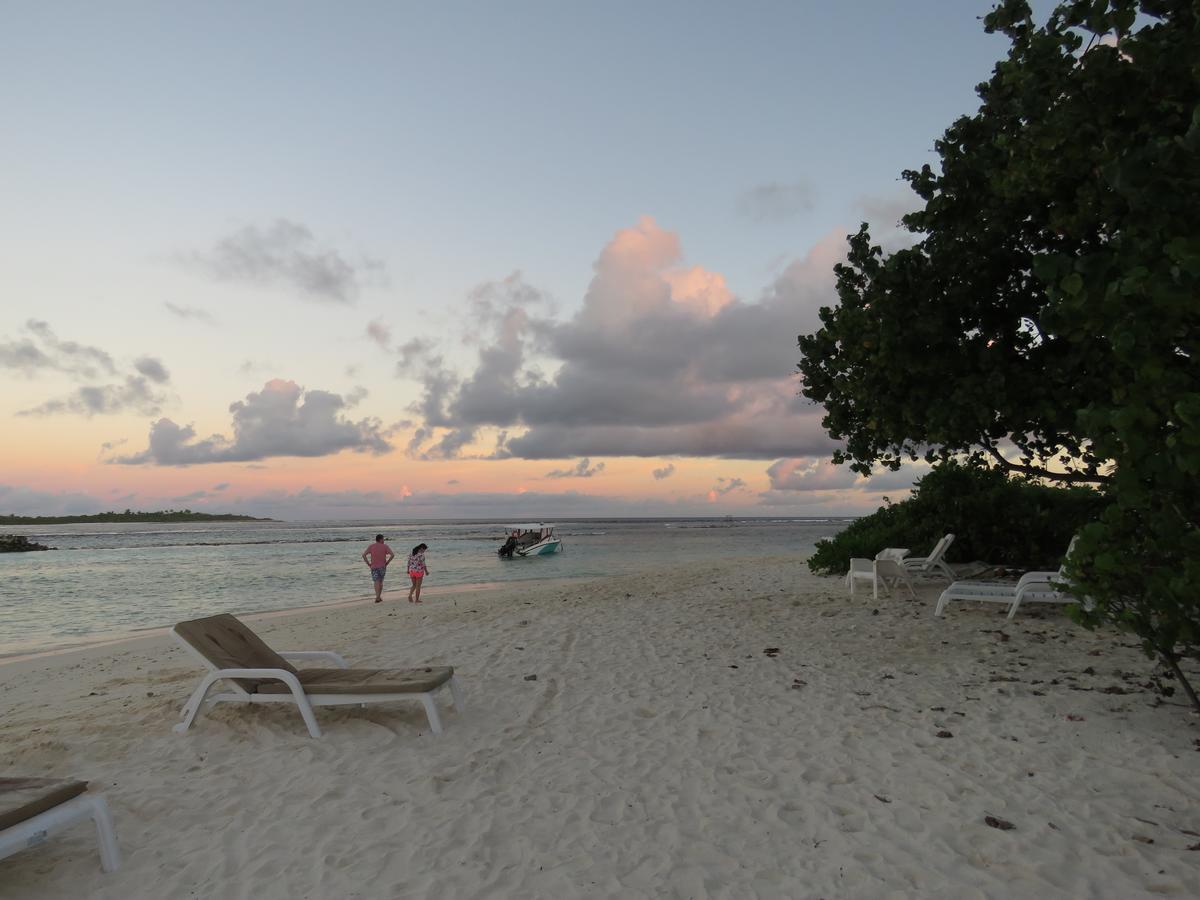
[0,509,272,525]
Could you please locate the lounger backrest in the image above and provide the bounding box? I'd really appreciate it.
[173,613,297,692]
[1058,536,1080,576]
[928,533,954,563]
[848,558,873,575]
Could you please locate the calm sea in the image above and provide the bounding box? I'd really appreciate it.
[0,517,849,657]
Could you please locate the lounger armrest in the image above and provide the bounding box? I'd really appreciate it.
[278,651,350,668]
[207,667,304,683]
[1015,570,1062,588]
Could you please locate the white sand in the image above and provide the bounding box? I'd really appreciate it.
[2,556,1199,899]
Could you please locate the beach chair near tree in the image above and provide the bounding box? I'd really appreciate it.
[901,533,955,580]
[935,539,1080,621]
[0,777,120,873]
[171,613,464,738]
[847,557,916,600]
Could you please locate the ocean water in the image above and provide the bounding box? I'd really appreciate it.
[0,517,849,656]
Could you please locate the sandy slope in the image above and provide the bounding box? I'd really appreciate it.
[1,556,1198,899]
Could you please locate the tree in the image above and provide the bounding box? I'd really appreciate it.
[797,0,1200,709]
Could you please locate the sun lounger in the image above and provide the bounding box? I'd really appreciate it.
[171,613,464,738]
[846,557,916,600]
[935,571,1075,620]
[902,534,955,580]
[935,538,1084,620]
[0,777,120,873]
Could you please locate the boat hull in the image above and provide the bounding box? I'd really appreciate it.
[517,539,562,557]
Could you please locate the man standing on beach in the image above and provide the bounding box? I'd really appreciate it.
[361,534,394,603]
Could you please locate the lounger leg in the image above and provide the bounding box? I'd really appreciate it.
[1006,596,1023,621]
[287,690,323,738]
[87,796,121,873]
[175,674,221,734]
[419,693,443,735]
[448,675,465,710]
[934,591,949,617]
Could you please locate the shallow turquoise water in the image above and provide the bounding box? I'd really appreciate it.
[0,517,848,655]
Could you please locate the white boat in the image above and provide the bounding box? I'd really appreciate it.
[498,524,563,558]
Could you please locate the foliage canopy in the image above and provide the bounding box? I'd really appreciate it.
[807,463,1106,577]
[798,0,1200,708]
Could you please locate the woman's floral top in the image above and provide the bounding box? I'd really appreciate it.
[407,551,428,575]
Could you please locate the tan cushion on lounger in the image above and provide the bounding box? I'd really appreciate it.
[255,666,454,695]
[174,613,297,691]
[0,777,89,831]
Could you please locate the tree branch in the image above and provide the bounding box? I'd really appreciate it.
[983,443,1113,485]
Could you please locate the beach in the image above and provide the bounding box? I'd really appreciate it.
[2,555,1198,899]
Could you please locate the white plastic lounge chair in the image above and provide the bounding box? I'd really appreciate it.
[846,558,916,600]
[846,558,874,594]
[935,571,1073,621]
[902,534,955,580]
[935,539,1080,621]
[875,547,909,562]
[0,778,120,873]
[875,558,917,599]
[172,613,464,738]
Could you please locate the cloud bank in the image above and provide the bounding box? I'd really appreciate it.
[406,216,844,463]
[181,220,383,303]
[545,457,605,479]
[0,320,116,379]
[2,321,173,417]
[112,379,392,465]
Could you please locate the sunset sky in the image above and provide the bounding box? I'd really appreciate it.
[0,2,1042,519]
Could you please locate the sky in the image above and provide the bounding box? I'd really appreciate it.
[0,1,1050,520]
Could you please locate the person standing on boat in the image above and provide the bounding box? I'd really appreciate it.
[362,534,394,603]
[407,543,430,603]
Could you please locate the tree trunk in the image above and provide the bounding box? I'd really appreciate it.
[1160,652,1200,714]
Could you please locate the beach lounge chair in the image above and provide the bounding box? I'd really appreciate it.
[171,613,464,738]
[935,539,1080,621]
[902,534,955,580]
[846,558,916,600]
[0,777,120,873]
[935,571,1074,621]
[846,558,874,594]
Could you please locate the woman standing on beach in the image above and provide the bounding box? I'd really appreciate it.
[407,543,430,603]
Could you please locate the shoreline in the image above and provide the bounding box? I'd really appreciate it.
[0,576,538,666]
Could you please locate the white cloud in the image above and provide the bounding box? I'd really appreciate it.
[545,458,605,479]
[406,217,847,461]
[4,322,172,417]
[112,379,392,465]
[180,219,384,304]
[0,320,116,379]
[737,181,815,223]
[163,302,217,325]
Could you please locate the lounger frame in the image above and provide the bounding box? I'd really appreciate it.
[172,634,464,738]
[935,571,1073,621]
[0,792,120,873]
[846,558,916,600]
